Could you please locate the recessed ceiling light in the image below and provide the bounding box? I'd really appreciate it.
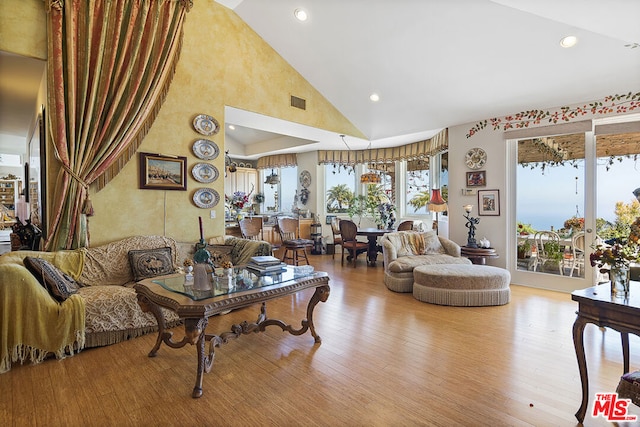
[228,125,235,130]
[560,35,578,48]
[369,93,380,102]
[294,8,308,22]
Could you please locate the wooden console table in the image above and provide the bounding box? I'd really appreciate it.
[134,268,329,398]
[461,246,498,265]
[571,282,640,423]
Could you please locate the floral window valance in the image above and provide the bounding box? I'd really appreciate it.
[256,154,297,170]
[318,128,447,167]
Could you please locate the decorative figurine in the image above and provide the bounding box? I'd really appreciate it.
[463,205,480,248]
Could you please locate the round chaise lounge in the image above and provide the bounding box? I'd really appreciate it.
[412,264,511,307]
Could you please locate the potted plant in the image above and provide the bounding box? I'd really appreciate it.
[517,239,532,259]
[541,241,564,271]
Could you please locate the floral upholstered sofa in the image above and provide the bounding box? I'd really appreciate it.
[381,230,471,293]
[0,235,271,373]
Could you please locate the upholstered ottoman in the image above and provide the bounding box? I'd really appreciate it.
[413,264,511,306]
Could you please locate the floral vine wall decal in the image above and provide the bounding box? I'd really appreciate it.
[466,91,640,138]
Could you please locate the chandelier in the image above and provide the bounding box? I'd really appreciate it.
[264,169,280,187]
[360,171,381,184]
[225,150,236,175]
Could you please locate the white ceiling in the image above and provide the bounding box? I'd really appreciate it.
[221,0,640,157]
[2,1,639,160]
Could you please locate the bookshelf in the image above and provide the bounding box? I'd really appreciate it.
[0,179,22,226]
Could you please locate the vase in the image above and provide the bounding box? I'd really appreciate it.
[610,266,630,298]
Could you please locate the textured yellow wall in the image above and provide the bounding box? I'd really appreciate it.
[3,0,363,246]
[0,0,46,60]
[89,1,363,245]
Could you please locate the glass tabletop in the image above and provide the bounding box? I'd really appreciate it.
[151,265,316,301]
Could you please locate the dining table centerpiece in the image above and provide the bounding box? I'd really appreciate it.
[590,217,640,297]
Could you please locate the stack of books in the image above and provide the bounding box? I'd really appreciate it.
[246,255,287,275]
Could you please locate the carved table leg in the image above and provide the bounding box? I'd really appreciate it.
[622,332,630,374]
[573,315,589,423]
[136,293,169,357]
[366,236,378,266]
[306,284,330,343]
[258,284,330,341]
[192,327,207,398]
[184,318,209,398]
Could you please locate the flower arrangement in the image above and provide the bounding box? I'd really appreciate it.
[563,216,584,232]
[517,222,536,235]
[377,202,396,229]
[226,191,251,210]
[590,217,640,270]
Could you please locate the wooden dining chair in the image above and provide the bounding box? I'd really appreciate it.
[277,217,313,266]
[339,219,368,267]
[330,217,343,260]
[239,217,263,241]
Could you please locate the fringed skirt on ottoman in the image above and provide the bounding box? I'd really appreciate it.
[413,264,511,306]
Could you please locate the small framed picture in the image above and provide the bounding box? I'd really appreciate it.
[326,214,336,225]
[478,189,500,216]
[139,152,187,191]
[466,171,486,187]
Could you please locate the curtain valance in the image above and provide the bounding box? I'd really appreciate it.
[256,154,297,169]
[318,128,447,167]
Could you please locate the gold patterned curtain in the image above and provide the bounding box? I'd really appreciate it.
[318,128,448,167]
[45,0,191,250]
[256,154,298,169]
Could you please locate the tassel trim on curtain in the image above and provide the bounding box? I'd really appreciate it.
[94,30,185,191]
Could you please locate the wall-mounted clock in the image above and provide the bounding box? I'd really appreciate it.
[465,147,487,170]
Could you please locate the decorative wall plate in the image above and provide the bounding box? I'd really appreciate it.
[192,188,220,209]
[465,147,487,170]
[192,139,219,160]
[193,114,220,136]
[299,170,311,188]
[192,163,219,183]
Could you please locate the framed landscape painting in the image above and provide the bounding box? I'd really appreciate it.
[478,189,500,216]
[139,152,187,190]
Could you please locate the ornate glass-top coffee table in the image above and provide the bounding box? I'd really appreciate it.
[134,266,330,398]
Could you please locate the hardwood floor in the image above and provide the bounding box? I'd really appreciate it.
[3,254,640,426]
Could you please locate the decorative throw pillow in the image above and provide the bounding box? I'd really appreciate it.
[421,231,446,254]
[128,247,174,281]
[23,256,80,303]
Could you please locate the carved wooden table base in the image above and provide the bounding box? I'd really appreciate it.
[136,279,329,398]
[571,283,640,423]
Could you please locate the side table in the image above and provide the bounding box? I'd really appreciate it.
[461,246,499,265]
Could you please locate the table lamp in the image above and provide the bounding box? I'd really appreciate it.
[428,188,448,235]
[463,204,480,248]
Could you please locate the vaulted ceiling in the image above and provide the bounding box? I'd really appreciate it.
[2,1,639,160]
[222,0,640,156]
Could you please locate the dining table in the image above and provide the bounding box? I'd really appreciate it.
[356,227,392,266]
